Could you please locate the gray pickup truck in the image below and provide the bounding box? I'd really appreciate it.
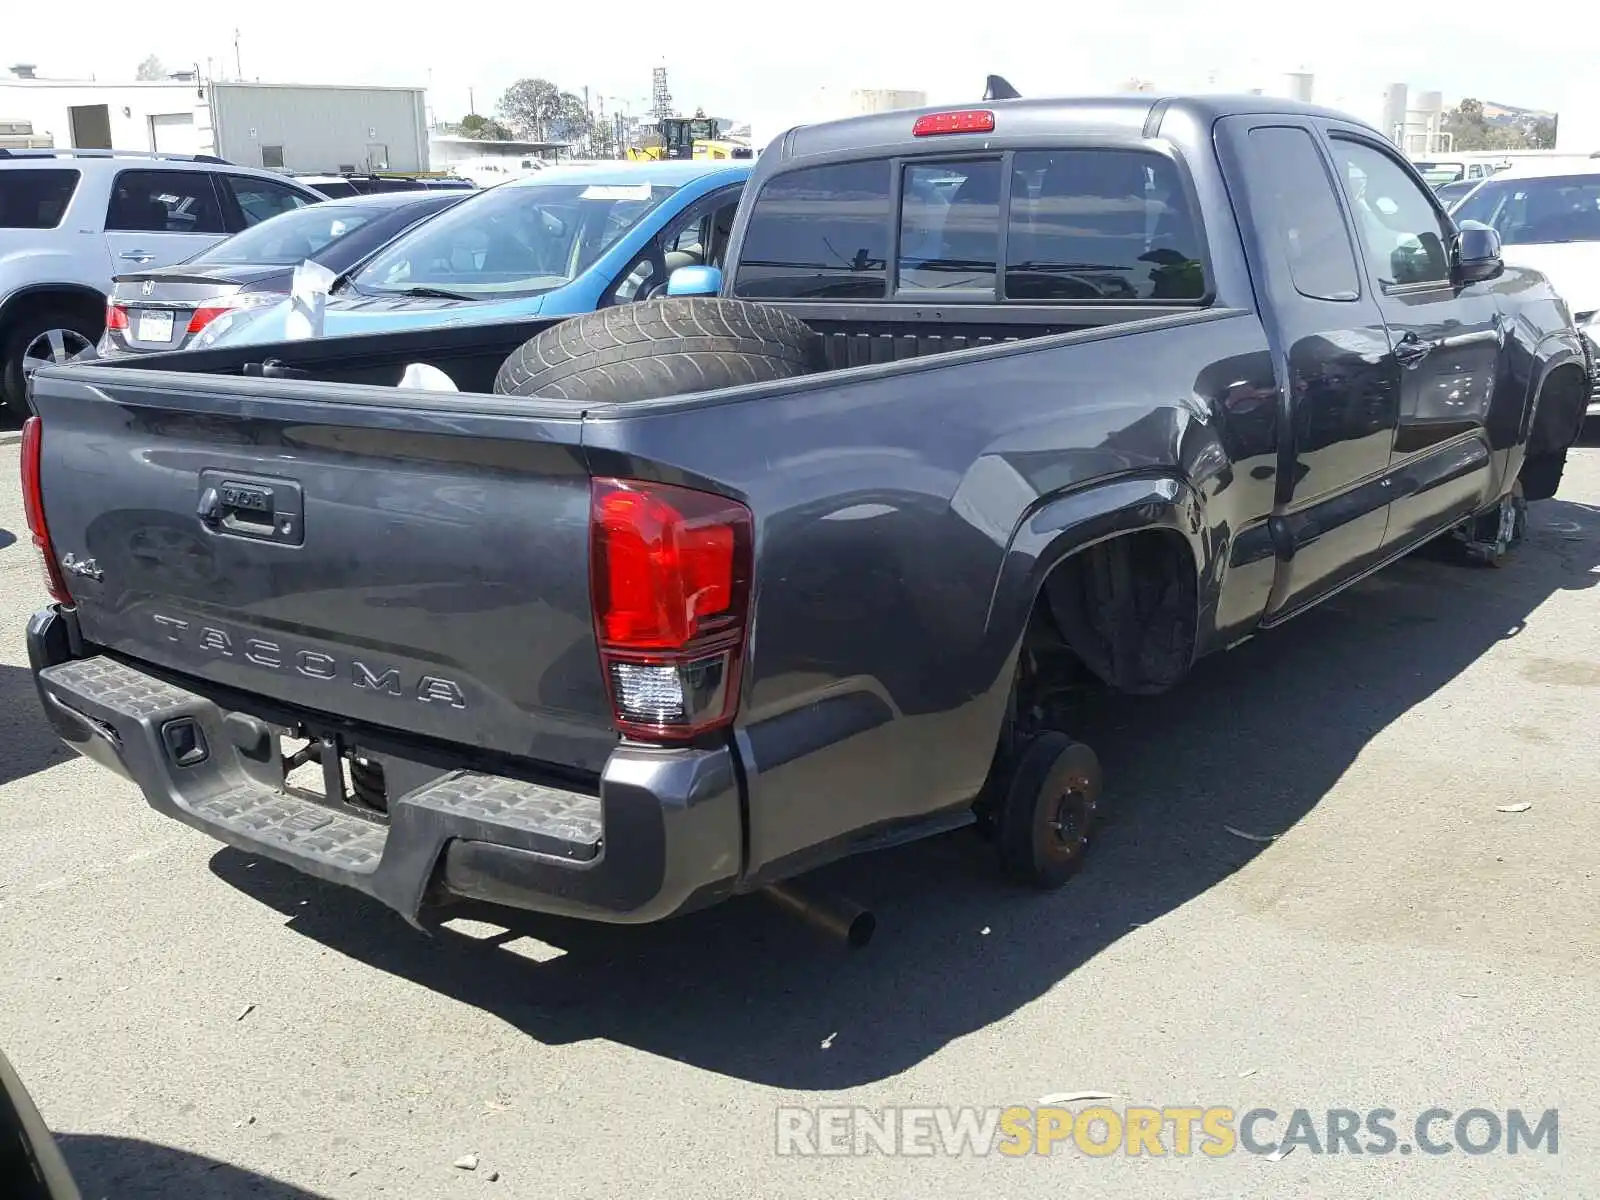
[21,93,1589,938]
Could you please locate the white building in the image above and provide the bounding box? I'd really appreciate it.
[0,74,430,173]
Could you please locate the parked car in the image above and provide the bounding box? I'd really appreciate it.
[98,189,469,357]
[192,159,752,350]
[21,92,1590,936]
[1450,158,1600,416]
[0,148,324,415]
[293,172,475,199]
[1432,177,1479,206]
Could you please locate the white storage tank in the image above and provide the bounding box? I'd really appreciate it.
[846,89,928,115]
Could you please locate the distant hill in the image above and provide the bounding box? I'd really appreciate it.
[1480,100,1557,128]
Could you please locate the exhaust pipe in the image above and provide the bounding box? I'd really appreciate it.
[762,881,876,949]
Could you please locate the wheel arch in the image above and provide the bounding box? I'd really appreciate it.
[0,282,108,336]
[986,471,1210,697]
[1524,349,1588,453]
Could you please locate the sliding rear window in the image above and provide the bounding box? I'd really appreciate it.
[0,168,80,229]
[734,148,1206,303]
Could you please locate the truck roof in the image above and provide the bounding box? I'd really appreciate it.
[771,94,1382,162]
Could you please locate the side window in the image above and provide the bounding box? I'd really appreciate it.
[1328,138,1450,289]
[1240,126,1362,301]
[224,174,313,228]
[668,215,706,255]
[899,160,1002,292]
[0,169,80,230]
[106,170,226,234]
[1006,150,1205,300]
[609,197,717,305]
[733,160,891,299]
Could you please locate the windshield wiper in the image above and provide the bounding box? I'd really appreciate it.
[376,285,481,301]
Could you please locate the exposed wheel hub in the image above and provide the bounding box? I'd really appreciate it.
[1042,766,1098,864]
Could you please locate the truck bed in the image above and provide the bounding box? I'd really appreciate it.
[97,300,1207,393]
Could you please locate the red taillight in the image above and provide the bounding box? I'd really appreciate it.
[912,109,996,137]
[186,306,230,334]
[590,478,752,741]
[105,303,129,331]
[20,417,72,605]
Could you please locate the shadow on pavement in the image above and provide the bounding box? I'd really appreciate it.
[0,529,15,552]
[56,1133,331,1199]
[209,496,1600,1090]
[0,665,74,786]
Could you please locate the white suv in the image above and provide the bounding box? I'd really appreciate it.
[0,149,324,416]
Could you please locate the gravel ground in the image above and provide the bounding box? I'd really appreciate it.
[1,439,1597,1199]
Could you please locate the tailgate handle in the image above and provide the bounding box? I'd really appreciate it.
[196,472,305,546]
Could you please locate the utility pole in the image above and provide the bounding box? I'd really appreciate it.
[233,29,242,82]
[468,86,475,117]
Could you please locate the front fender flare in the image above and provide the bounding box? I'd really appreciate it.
[1523,335,1588,452]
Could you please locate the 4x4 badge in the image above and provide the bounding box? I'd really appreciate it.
[60,553,103,581]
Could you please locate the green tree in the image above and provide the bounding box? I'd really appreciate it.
[1443,98,1537,152]
[1529,117,1557,149]
[550,92,593,146]
[460,113,512,140]
[135,55,165,81]
[498,78,591,145]
[498,78,560,141]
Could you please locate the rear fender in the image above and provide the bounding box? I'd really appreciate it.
[985,471,1209,686]
[0,281,107,330]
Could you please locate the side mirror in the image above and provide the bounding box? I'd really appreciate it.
[1454,221,1503,285]
[666,265,722,297]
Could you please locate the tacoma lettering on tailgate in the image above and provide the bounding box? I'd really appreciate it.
[150,614,467,708]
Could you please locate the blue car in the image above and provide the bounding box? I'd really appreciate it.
[197,159,751,347]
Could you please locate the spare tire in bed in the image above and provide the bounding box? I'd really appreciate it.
[493,297,824,402]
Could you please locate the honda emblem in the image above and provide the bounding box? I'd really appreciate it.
[141,280,155,296]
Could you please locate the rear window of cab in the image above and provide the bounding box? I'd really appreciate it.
[733,149,1205,304]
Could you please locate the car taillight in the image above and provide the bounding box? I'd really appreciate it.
[590,478,752,741]
[105,303,129,331]
[187,293,279,334]
[912,109,996,136]
[186,306,229,334]
[20,417,72,605]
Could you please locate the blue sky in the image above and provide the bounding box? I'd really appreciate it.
[7,0,1588,140]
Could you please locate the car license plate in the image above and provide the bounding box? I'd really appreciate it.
[136,310,175,342]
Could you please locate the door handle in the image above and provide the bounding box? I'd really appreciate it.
[1393,332,1434,368]
[118,251,155,263]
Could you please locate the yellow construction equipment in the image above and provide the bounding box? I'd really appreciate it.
[625,116,723,161]
[692,139,753,160]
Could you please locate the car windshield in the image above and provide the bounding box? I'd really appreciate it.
[1451,174,1600,244]
[1412,162,1465,185]
[191,204,378,265]
[351,180,677,299]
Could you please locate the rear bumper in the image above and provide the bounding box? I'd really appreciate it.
[28,607,743,926]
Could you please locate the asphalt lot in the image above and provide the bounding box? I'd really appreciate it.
[1,434,1598,1199]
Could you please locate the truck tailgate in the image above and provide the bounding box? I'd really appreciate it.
[30,367,617,772]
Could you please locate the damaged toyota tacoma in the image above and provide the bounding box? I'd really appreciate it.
[21,92,1590,933]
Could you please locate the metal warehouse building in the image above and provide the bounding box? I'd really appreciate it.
[0,73,430,173]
